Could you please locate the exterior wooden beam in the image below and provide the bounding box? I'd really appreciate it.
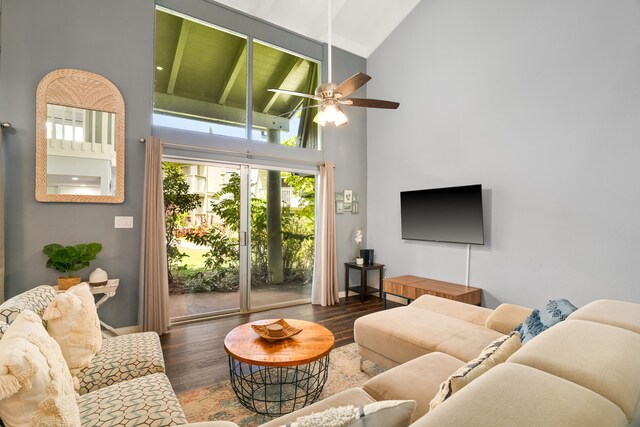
[262,57,306,114]
[219,40,248,105]
[167,20,192,95]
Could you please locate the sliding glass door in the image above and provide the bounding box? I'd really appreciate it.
[249,168,315,309]
[165,159,315,322]
[165,162,243,319]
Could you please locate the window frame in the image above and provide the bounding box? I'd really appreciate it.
[154,1,325,149]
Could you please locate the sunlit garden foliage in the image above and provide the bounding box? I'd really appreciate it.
[164,164,315,294]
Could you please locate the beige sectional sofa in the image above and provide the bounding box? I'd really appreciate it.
[354,295,525,368]
[9,285,636,426]
[411,302,640,426]
[253,296,640,426]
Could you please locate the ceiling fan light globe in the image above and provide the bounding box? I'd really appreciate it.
[314,110,327,126]
[324,104,338,123]
[335,108,349,126]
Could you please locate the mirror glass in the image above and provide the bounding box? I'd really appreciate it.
[36,68,125,203]
[46,104,117,196]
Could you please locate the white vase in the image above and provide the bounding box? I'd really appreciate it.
[355,258,364,265]
[89,268,108,286]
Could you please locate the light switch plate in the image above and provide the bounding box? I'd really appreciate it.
[114,216,133,228]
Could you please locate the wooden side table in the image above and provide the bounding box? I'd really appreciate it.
[344,262,385,302]
[383,275,482,308]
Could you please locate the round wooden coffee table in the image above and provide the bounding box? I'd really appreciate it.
[224,319,334,416]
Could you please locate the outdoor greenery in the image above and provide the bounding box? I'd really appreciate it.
[164,163,315,295]
[163,163,202,284]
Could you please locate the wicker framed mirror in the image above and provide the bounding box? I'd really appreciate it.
[36,69,125,203]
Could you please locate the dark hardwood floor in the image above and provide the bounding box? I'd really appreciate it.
[161,296,400,394]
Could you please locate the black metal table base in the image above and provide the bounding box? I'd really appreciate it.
[228,354,330,416]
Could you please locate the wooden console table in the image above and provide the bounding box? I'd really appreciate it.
[383,275,481,309]
[344,262,384,302]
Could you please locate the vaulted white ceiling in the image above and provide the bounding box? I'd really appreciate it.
[213,0,422,58]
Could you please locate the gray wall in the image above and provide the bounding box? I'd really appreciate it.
[322,48,368,291]
[0,0,154,327]
[0,0,367,326]
[367,0,640,308]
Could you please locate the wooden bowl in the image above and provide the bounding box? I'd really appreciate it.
[251,319,302,342]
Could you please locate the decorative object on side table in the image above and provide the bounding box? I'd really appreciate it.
[43,243,103,290]
[354,228,364,264]
[89,268,108,287]
[360,248,374,266]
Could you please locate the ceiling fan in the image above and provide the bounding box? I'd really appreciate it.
[268,0,399,127]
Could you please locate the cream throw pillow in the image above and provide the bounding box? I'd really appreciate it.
[43,283,102,372]
[281,400,416,427]
[0,310,80,426]
[429,331,521,411]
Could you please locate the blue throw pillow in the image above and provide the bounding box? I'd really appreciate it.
[515,298,577,344]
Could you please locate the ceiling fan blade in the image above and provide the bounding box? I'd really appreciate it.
[268,88,320,100]
[340,98,400,109]
[334,72,371,98]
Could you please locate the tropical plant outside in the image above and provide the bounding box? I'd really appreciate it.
[164,162,315,300]
[163,163,201,283]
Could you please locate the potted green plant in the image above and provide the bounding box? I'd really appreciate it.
[43,243,103,290]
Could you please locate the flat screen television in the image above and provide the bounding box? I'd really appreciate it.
[400,184,484,245]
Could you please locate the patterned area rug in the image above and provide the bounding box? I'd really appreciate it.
[177,342,384,427]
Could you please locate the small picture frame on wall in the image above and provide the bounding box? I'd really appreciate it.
[344,189,353,203]
[351,201,359,214]
[343,202,352,212]
[336,201,344,214]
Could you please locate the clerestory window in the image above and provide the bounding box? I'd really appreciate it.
[153,7,320,149]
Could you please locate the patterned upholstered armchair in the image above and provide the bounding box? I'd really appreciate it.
[0,285,207,426]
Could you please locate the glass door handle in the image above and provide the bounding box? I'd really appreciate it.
[240,231,247,246]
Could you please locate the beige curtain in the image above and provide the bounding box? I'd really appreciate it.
[141,137,169,335]
[0,130,4,303]
[312,162,339,306]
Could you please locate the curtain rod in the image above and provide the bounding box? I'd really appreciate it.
[139,137,334,167]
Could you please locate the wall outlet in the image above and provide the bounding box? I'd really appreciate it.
[114,216,133,228]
